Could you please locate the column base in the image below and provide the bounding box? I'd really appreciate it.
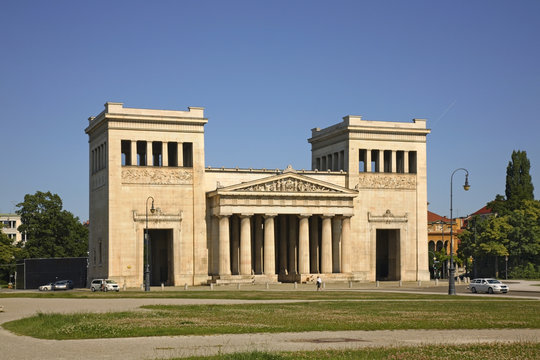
[210,274,279,285]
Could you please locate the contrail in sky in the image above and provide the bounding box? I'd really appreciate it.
[431,100,456,127]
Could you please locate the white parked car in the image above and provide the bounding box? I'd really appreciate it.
[468,278,509,294]
[38,283,54,291]
[90,279,120,292]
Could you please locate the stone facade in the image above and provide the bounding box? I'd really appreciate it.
[85,103,431,287]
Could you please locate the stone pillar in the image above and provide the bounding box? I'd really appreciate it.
[147,141,153,166]
[391,150,397,173]
[162,141,168,167]
[288,215,297,275]
[404,150,409,173]
[298,215,310,275]
[321,215,333,273]
[378,150,384,173]
[178,142,183,167]
[131,140,137,166]
[279,215,288,274]
[264,214,276,275]
[240,214,252,275]
[231,216,239,274]
[211,215,219,275]
[218,215,231,275]
[309,216,319,273]
[341,216,351,273]
[254,215,263,274]
[332,216,342,273]
[366,149,372,172]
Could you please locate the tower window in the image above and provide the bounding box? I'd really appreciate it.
[121,140,131,166]
[136,141,147,166]
[183,142,193,167]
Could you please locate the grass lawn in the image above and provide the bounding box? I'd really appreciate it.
[4,297,539,339]
[179,343,540,360]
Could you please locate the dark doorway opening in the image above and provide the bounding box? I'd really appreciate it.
[376,229,400,281]
[149,229,173,286]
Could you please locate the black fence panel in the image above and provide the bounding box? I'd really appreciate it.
[23,257,88,289]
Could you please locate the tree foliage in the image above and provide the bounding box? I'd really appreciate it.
[16,191,88,259]
[0,224,21,283]
[459,150,539,278]
[505,150,534,205]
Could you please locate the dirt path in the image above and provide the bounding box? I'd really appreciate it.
[1,298,539,359]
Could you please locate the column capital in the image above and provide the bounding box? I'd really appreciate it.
[216,213,231,219]
[264,214,277,219]
[321,214,334,219]
[298,214,312,219]
[239,213,254,218]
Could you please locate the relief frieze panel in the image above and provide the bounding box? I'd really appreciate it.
[122,167,193,185]
[357,173,416,190]
[237,177,338,193]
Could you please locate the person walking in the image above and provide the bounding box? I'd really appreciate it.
[316,276,322,291]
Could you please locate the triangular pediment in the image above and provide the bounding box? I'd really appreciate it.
[212,172,357,195]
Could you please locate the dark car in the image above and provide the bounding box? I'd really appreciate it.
[53,280,74,290]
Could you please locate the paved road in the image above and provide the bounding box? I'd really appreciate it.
[1,281,539,359]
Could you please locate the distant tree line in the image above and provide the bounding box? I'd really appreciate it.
[0,191,88,284]
[458,151,540,279]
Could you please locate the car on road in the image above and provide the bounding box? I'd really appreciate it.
[90,279,120,292]
[468,278,509,294]
[53,280,74,291]
[38,282,54,291]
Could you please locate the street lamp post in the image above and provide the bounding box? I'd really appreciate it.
[449,168,470,295]
[145,196,155,291]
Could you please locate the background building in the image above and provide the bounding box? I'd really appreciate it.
[0,213,25,244]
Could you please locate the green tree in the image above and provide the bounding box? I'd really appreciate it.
[459,215,510,276]
[505,200,540,269]
[16,191,88,258]
[505,150,534,205]
[0,224,21,284]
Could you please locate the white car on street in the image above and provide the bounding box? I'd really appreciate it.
[90,279,120,292]
[468,278,509,294]
[38,283,54,291]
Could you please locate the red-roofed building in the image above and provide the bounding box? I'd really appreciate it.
[427,211,465,279]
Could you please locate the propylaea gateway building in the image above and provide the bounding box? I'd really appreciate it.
[85,102,431,287]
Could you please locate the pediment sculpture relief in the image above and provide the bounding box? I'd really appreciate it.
[237,178,338,193]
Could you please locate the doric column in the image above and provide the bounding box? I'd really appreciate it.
[288,215,297,275]
[321,215,333,273]
[162,142,168,167]
[391,150,397,173]
[298,214,310,275]
[309,216,319,273]
[147,141,153,166]
[404,150,409,173]
[210,215,219,275]
[131,140,137,166]
[366,149,372,172]
[378,150,384,173]
[218,215,231,275]
[240,214,252,275]
[332,216,342,273]
[231,216,239,274]
[264,214,277,275]
[341,216,351,273]
[178,142,183,167]
[254,215,263,274]
[279,215,288,274]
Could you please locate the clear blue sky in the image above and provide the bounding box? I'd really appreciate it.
[1,1,539,221]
